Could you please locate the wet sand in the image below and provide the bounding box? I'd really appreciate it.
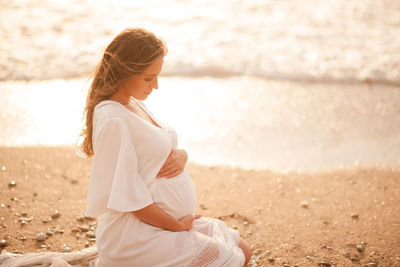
[0,146,399,266]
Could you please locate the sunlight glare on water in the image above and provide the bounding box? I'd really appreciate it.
[0,79,88,145]
[1,76,400,171]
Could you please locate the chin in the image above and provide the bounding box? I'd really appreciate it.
[135,95,147,101]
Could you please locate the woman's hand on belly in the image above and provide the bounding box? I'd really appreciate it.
[177,214,202,231]
[156,149,188,178]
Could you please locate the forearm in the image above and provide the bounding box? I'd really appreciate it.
[131,203,182,232]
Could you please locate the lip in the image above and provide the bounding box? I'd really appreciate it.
[145,91,151,94]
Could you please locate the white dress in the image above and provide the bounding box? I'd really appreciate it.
[85,97,245,267]
[0,97,245,267]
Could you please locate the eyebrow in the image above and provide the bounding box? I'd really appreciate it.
[144,74,158,77]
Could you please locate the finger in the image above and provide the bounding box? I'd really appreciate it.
[158,154,185,174]
[158,160,176,173]
[165,169,183,178]
[157,169,165,177]
[193,214,202,220]
[158,166,174,176]
[156,170,165,178]
[163,154,174,164]
[158,160,172,173]
[163,160,176,170]
[157,164,175,177]
[158,167,177,178]
[159,153,174,167]
[164,171,179,178]
[180,214,193,221]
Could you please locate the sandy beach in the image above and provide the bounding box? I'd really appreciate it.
[0,146,399,266]
[1,1,400,266]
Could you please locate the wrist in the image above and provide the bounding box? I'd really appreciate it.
[173,220,184,232]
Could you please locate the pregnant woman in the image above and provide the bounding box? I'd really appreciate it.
[81,27,252,266]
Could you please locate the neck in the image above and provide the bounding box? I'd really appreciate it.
[110,91,131,105]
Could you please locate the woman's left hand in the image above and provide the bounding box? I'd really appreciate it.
[156,149,188,178]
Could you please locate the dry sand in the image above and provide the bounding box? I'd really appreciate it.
[0,146,399,266]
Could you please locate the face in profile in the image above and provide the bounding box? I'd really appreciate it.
[119,57,164,100]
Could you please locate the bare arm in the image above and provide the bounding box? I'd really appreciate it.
[132,203,201,232]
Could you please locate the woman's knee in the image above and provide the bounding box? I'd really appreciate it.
[239,238,252,266]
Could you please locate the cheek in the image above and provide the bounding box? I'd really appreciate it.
[123,79,144,92]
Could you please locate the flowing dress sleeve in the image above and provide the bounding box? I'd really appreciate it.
[85,117,154,217]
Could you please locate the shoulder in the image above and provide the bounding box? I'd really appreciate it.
[95,100,133,121]
[95,100,123,116]
[93,100,131,129]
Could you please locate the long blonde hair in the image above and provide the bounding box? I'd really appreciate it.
[77,27,168,157]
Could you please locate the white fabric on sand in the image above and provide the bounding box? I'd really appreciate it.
[0,98,245,267]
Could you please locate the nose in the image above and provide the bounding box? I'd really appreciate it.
[152,77,159,90]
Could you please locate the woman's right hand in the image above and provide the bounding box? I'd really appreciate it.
[176,214,202,231]
[157,149,188,178]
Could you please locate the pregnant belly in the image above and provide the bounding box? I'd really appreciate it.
[148,169,197,219]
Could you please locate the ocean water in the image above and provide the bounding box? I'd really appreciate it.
[1,0,399,171]
[1,0,399,84]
